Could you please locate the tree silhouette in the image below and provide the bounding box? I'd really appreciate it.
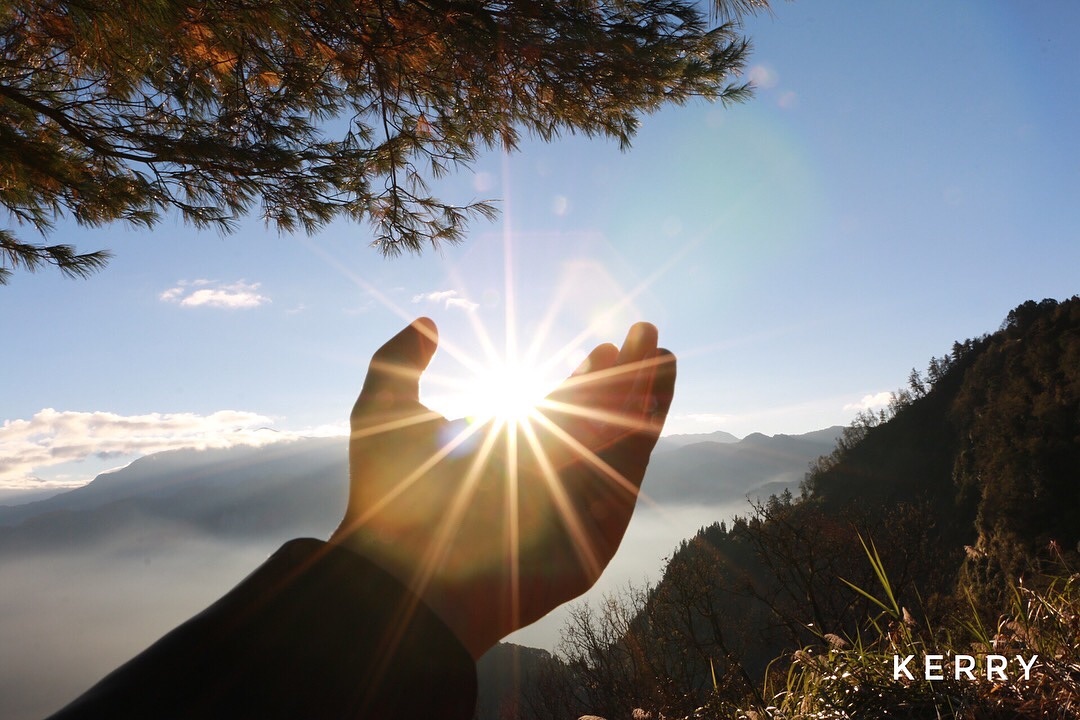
[0,0,768,282]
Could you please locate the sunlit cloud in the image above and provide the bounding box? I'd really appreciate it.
[843,391,893,412]
[0,409,343,488]
[412,289,479,312]
[446,297,479,311]
[748,64,778,89]
[160,279,270,309]
[413,290,456,303]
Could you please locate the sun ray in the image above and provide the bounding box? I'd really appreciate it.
[533,239,696,378]
[521,269,576,367]
[442,259,504,370]
[297,238,416,325]
[348,409,445,440]
[549,351,670,394]
[519,418,603,581]
[528,410,661,512]
[289,141,700,677]
[536,398,660,434]
[299,200,687,434]
[298,237,500,383]
[350,417,486,528]
[504,419,522,633]
[502,152,519,370]
[408,419,505,594]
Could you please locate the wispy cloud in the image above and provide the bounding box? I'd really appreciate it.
[160,279,270,309]
[746,64,798,110]
[412,289,478,312]
[0,409,343,488]
[843,391,893,412]
[748,64,778,89]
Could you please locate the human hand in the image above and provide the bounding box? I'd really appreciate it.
[331,318,676,658]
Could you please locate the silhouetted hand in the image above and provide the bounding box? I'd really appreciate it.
[331,318,676,658]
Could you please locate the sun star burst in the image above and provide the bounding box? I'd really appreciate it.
[311,157,680,642]
[460,359,553,426]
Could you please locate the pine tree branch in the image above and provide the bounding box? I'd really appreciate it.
[0,230,112,284]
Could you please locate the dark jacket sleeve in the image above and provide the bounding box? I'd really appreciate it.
[46,538,477,720]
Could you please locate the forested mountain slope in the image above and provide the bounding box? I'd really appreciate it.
[806,296,1080,598]
[532,297,1080,720]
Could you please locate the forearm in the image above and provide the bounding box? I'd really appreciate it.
[47,539,477,720]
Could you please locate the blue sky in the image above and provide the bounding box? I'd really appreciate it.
[3,1,1079,492]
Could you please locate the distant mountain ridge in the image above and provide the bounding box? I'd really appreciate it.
[0,437,350,558]
[654,429,739,450]
[645,426,842,503]
[0,427,840,532]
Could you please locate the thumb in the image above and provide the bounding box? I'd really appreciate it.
[355,318,438,410]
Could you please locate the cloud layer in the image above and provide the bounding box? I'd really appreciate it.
[0,409,327,488]
[160,280,270,309]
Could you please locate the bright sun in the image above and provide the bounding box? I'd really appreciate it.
[462,360,554,425]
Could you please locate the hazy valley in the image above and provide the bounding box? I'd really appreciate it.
[0,426,840,719]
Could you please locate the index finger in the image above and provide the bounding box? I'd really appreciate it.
[354,318,439,415]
